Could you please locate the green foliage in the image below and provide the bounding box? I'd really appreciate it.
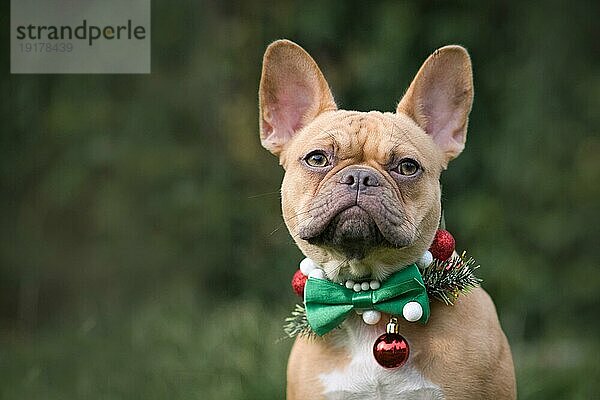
[0,281,291,399]
[1,0,598,399]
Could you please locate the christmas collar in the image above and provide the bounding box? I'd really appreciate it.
[304,264,430,336]
[284,229,481,368]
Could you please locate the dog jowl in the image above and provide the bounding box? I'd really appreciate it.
[258,40,516,399]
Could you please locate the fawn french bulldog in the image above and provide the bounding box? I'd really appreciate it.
[258,40,516,399]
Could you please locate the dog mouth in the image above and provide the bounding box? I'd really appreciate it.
[304,205,395,260]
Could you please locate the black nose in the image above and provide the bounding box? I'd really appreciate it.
[339,167,380,191]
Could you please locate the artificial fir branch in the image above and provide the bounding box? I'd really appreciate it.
[283,252,481,339]
[283,303,316,339]
[421,251,481,305]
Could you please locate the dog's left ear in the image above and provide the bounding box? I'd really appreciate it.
[397,46,474,166]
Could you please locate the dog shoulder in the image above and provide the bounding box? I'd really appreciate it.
[420,287,517,399]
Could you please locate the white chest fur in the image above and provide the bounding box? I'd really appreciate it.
[319,317,444,400]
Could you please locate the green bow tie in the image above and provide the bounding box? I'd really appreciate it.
[304,264,430,336]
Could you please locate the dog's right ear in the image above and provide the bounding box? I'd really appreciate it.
[259,40,337,157]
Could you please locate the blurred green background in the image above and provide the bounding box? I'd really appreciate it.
[1,1,598,399]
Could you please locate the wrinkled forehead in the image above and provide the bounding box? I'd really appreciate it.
[287,110,437,164]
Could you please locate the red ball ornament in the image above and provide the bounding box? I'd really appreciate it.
[291,269,308,297]
[429,229,455,261]
[373,318,410,368]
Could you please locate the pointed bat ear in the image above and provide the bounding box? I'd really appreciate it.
[258,40,337,157]
[397,46,474,167]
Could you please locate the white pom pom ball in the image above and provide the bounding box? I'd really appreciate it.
[353,283,362,292]
[416,250,433,268]
[402,301,423,322]
[309,268,325,280]
[300,258,318,276]
[345,280,355,289]
[361,282,370,291]
[369,280,380,290]
[362,310,382,325]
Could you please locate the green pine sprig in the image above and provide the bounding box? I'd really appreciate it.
[421,251,481,305]
[283,303,316,339]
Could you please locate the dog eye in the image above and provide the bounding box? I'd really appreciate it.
[304,151,330,168]
[395,159,420,176]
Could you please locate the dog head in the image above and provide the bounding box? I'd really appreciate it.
[258,40,473,281]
